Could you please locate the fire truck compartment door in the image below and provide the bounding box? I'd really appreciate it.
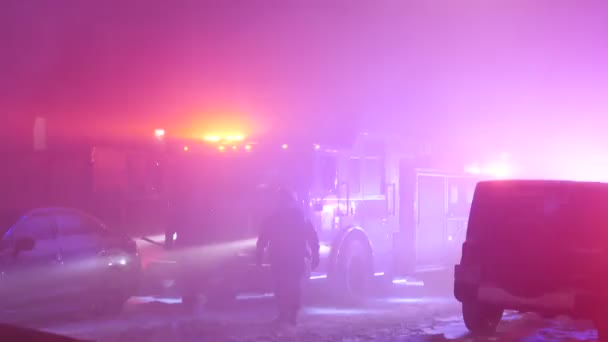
[416,174,447,266]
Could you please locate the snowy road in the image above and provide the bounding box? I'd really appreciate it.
[3,284,600,342]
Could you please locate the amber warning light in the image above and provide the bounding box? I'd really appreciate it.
[154,129,165,139]
[203,134,245,143]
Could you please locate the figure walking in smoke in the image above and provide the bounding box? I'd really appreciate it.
[256,188,320,330]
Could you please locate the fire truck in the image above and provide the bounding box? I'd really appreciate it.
[143,132,486,304]
[0,143,168,237]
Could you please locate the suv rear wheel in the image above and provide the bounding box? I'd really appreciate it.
[462,300,504,335]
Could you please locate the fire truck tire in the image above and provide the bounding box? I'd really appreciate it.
[332,238,374,304]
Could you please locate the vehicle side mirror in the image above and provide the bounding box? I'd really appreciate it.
[313,203,323,212]
[15,237,35,253]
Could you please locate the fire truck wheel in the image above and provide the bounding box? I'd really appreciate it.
[333,238,374,303]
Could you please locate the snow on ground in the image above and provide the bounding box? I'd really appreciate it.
[3,285,600,342]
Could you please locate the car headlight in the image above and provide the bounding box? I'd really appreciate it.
[108,257,128,267]
[104,251,132,267]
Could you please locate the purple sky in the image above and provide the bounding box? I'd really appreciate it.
[3,0,608,174]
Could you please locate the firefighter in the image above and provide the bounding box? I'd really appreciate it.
[256,188,320,327]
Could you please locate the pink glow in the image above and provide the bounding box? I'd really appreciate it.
[465,153,512,179]
[2,2,608,181]
[464,164,482,175]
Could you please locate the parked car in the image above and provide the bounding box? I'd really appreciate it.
[0,207,141,315]
[454,180,608,338]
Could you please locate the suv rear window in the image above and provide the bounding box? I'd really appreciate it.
[468,181,608,249]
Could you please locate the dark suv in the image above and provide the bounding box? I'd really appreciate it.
[455,180,608,338]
